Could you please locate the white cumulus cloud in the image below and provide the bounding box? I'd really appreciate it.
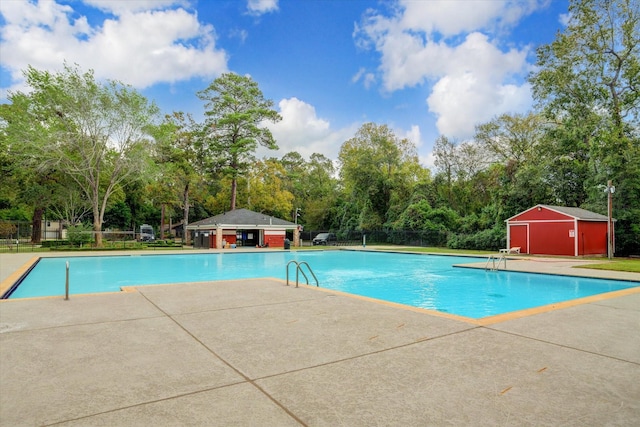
[247,0,279,16]
[354,0,547,140]
[260,97,358,161]
[0,0,228,97]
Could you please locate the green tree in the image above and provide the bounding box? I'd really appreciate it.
[246,159,294,218]
[103,201,132,230]
[150,112,205,245]
[197,73,281,211]
[277,151,338,229]
[474,113,554,218]
[432,135,489,217]
[338,123,421,230]
[475,113,547,166]
[303,153,339,229]
[0,92,55,241]
[530,0,640,255]
[4,64,159,247]
[205,159,294,218]
[432,135,457,208]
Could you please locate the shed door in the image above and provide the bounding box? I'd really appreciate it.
[509,224,528,254]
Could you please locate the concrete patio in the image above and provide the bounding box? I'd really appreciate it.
[1,251,639,426]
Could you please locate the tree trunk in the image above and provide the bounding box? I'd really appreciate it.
[31,207,43,244]
[230,177,237,210]
[183,183,190,245]
[94,220,102,247]
[160,204,165,240]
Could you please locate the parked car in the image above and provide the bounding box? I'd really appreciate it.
[312,232,337,245]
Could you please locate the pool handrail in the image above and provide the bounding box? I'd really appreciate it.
[286,260,319,287]
[485,253,507,271]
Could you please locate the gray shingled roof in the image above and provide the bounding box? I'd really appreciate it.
[187,208,297,229]
[539,205,611,221]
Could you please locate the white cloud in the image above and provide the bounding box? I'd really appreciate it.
[260,97,426,171]
[399,0,547,36]
[351,67,376,89]
[259,97,357,161]
[426,34,532,138]
[230,28,249,44]
[354,0,545,140]
[399,0,505,36]
[247,0,278,16]
[0,0,227,97]
[83,0,188,14]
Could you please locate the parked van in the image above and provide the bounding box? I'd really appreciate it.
[140,224,155,242]
[312,232,336,246]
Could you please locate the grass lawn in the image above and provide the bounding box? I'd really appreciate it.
[348,245,640,273]
[575,259,640,273]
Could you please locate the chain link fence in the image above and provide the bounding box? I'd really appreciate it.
[0,221,185,252]
[2,219,453,252]
[297,229,448,247]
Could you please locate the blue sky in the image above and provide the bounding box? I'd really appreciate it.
[0,0,568,168]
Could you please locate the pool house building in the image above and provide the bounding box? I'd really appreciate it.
[506,204,613,257]
[186,208,300,249]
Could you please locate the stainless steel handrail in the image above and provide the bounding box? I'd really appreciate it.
[484,254,507,271]
[286,260,319,287]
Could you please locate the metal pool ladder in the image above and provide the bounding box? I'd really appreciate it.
[485,253,507,271]
[286,260,319,287]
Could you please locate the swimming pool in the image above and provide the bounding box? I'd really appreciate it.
[5,251,637,319]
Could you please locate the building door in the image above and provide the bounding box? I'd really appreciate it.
[509,224,528,254]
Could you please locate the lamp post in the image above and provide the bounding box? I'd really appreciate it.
[604,180,615,259]
[294,208,301,225]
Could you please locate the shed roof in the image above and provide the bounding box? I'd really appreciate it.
[186,208,297,230]
[507,204,611,222]
[540,205,609,221]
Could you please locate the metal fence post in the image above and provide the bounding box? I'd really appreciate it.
[65,261,70,300]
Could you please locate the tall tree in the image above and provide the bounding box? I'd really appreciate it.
[474,113,547,166]
[276,151,338,229]
[474,113,553,216]
[197,73,281,210]
[151,112,204,245]
[5,64,159,247]
[432,135,457,207]
[246,159,294,218]
[1,92,53,241]
[338,123,421,230]
[530,0,640,255]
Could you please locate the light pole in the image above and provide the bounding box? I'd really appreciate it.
[294,208,301,225]
[604,180,615,259]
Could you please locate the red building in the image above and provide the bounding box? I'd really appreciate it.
[506,205,613,257]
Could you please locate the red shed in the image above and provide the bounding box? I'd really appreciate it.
[506,205,613,257]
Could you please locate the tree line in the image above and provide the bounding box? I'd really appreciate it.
[1,0,638,254]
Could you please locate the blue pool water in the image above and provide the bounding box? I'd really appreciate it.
[7,251,636,319]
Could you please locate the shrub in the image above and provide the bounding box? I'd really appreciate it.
[41,240,68,248]
[67,224,94,246]
[447,226,505,251]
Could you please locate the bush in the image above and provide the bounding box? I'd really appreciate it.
[447,226,505,251]
[41,240,68,248]
[67,224,94,246]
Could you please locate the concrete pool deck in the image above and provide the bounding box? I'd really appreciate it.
[1,250,639,426]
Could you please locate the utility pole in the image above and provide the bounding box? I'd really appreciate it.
[605,180,615,259]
